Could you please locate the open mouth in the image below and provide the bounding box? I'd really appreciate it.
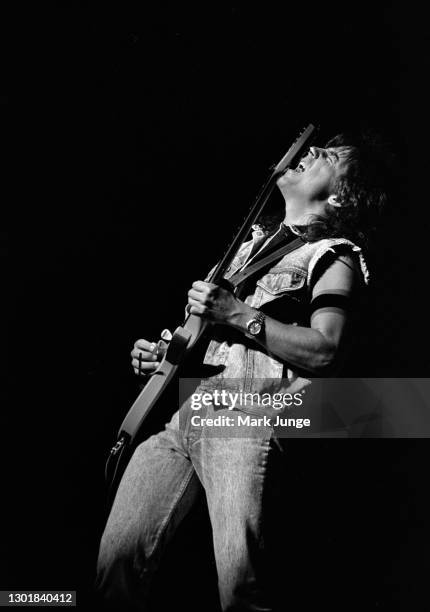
[294,161,306,173]
[282,160,307,176]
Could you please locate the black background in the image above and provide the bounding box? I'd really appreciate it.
[4,3,429,611]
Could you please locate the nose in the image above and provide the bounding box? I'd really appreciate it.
[310,147,325,158]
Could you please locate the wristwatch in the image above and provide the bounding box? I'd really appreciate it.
[246,310,266,337]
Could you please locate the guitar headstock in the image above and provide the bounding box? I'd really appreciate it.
[272,124,318,174]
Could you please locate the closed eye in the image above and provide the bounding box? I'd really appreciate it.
[327,150,339,164]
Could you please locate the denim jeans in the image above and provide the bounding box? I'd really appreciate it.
[96,400,286,611]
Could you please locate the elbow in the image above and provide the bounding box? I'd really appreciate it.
[309,341,338,374]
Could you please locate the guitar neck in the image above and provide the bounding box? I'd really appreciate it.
[209,123,317,284]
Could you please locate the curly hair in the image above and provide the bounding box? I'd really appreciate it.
[260,130,395,251]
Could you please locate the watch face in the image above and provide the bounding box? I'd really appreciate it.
[248,320,262,336]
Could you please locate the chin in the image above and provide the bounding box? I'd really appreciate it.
[276,173,292,187]
[276,178,288,195]
[277,172,299,191]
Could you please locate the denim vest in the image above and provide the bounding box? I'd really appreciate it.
[199,224,369,403]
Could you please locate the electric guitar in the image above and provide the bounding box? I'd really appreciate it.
[105,124,317,494]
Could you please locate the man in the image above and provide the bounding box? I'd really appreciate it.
[96,132,389,610]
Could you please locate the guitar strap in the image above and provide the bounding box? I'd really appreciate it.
[227,236,305,289]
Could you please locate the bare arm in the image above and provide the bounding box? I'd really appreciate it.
[188,254,357,374]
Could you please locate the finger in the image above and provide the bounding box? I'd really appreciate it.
[134,339,155,350]
[188,303,210,318]
[188,288,206,303]
[130,349,158,361]
[187,298,207,313]
[134,367,158,376]
[132,358,159,369]
[188,305,203,317]
[188,306,213,319]
[132,358,160,371]
[191,280,211,292]
[156,341,168,357]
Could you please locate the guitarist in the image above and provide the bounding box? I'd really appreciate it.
[96,132,390,611]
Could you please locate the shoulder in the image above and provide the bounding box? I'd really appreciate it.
[311,252,357,296]
[307,238,369,288]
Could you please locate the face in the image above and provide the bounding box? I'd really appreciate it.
[277,145,353,204]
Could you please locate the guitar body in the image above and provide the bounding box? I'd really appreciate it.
[119,313,206,439]
[105,314,207,493]
[105,124,317,495]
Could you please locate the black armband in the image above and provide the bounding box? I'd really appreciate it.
[309,293,351,316]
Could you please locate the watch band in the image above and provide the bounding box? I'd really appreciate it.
[246,310,266,337]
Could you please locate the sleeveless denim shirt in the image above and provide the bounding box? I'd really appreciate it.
[198,223,369,404]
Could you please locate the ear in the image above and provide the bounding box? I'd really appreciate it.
[327,194,342,207]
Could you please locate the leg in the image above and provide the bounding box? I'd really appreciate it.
[96,412,202,609]
[189,412,284,611]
